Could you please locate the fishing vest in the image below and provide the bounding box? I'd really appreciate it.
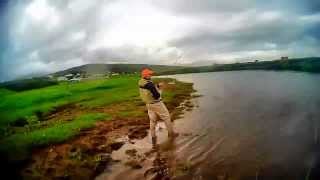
[138,78,161,104]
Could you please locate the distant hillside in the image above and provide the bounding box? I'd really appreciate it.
[209,57,320,73]
[0,77,58,91]
[52,64,187,77]
[158,57,320,75]
[2,58,319,92]
[52,58,320,77]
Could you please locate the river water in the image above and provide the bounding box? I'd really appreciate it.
[97,71,320,180]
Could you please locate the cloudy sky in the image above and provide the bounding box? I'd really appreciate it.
[0,0,319,81]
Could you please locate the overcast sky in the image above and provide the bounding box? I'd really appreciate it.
[0,0,320,81]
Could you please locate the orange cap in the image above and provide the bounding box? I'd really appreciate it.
[141,68,154,78]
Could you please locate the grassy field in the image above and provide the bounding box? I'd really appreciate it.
[0,75,193,162]
[0,75,138,128]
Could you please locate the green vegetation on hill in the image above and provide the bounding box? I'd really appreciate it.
[0,77,58,91]
[52,63,187,77]
[51,57,320,79]
[210,57,320,72]
[160,57,320,75]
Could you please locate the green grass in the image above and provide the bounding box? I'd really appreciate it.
[0,113,110,160]
[0,75,139,128]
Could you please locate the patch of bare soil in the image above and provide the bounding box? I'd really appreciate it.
[22,116,150,180]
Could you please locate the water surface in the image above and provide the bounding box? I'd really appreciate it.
[98,71,320,180]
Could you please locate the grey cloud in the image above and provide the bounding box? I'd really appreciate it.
[83,46,181,65]
[151,0,255,15]
[169,10,319,61]
[1,0,320,81]
[11,0,104,54]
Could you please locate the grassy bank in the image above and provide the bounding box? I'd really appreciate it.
[0,75,139,130]
[0,75,194,163]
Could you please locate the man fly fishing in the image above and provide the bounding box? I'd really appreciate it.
[138,68,179,148]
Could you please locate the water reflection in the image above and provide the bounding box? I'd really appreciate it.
[144,138,176,179]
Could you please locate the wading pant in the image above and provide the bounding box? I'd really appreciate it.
[146,101,174,138]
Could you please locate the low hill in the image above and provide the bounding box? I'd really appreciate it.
[52,64,187,77]
[52,57,320,77]
[159,57,320,75]
[209,57,320,73]
[0,77,58,91]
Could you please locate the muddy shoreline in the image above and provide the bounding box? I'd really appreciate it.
[15,79,196,180]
